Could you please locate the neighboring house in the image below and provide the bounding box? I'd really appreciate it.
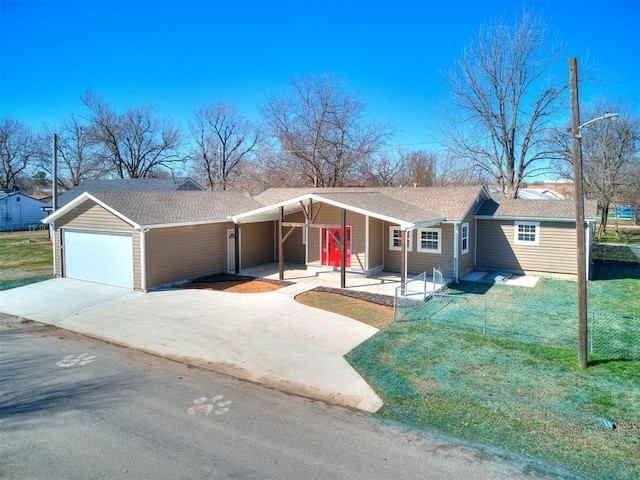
[42,185,598,291]
[46,177,205,212]
[0,192,47,231]
[517,188,567,200]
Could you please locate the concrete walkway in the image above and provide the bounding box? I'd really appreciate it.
[0,278,383,412]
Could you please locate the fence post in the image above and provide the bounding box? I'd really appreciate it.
[393,287,398,322]
[590,311,595,353]
[483,298,487,335]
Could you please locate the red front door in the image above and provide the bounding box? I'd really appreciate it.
[321,227,351,267]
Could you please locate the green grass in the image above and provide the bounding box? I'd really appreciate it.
[347,324,640,480]
[0,230,53,290]
[448,277,640,318]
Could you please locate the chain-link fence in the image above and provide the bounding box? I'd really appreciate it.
[393,265,453,322]
[395,293,639,359]
[592,243,640,265]
[592,243,640,280]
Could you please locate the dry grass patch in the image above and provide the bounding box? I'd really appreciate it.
[295,291,393,329]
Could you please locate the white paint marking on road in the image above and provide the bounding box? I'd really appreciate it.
[56,353,97,368]
[188,396,232,416]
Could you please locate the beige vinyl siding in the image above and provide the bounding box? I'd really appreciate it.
[240,221,275,268]
[145,223,230,289]
[384,223,455,277]
[368,217,383,270]
[476,220,577,275]
[282,211,306,264]
[57,200,132,231]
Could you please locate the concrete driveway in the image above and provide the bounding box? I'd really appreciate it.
[0,278,383,412]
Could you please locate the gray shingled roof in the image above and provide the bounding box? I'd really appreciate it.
[254,185,485,222]
[57,177,203,207]
[313,192,445,224]
[83,191,262,226]
[476,198,598,220]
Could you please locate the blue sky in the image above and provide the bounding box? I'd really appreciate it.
[1,0,639,152]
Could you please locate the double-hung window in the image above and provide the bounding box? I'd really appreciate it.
[461,223,469,254]
[417,228,441,254]
[514,221,540,246]
[389,227,412,251]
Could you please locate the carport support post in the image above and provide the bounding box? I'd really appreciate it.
[278,206,284,280]
[341,208,346,288]
[234,222,240,274]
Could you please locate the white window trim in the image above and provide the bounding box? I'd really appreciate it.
[417,227,442,254]
[389,227,412,252]
[461,222,469,255]
[514,221,540,246]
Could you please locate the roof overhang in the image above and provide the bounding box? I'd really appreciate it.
[475,215,596,223]
[232,192,440,229]
[42,192,140,228]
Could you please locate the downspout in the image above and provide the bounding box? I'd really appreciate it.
[140,227,150,292]
[51,222,57,277]
[453,223,459,283]
[474,219,478,271]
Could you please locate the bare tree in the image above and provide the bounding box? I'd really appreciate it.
[261,74,393,187]
[397,151,437,187]
[358,152,403,186]
[38,115,108,190]
[441,7,565,198]
[82,90,182,178]
[190,103,260,190]
[0,118,38,191]
[550,103,640,236]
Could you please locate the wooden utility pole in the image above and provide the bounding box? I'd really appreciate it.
[569,57,588,368]
[52,133,58,212]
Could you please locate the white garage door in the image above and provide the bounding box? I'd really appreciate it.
[63,230,134,288]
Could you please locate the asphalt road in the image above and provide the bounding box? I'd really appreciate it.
[0,315,574,480]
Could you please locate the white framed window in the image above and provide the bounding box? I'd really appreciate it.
[461,222,469,254]
[514,221,540,246]
[302,225,307,245]
[417,228,441,254]
[389,227,412,251]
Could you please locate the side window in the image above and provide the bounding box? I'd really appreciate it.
[417,228,441,254]
[461,223,469,254]
[389,227,412,251]
[514,221,540,246]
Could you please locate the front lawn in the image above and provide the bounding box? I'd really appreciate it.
[348,324,640,480]
[0,230,53,290]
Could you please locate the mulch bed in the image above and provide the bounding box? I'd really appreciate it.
[184,273,395,306]
[186,273,294,287]
[310,286,395,307]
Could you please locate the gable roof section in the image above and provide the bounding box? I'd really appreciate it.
[56,177,205,207]
[476,198,598,221]
[315,192,445,226]
[253,185,487,225]
[44,191,262,228]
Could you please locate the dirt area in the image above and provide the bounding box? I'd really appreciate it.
[181,273,293,293]
[182,279,284,293]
